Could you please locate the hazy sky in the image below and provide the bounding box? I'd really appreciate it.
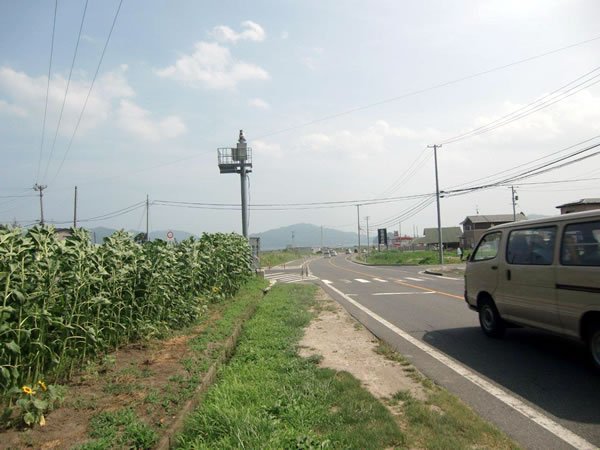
[1,0,600,239]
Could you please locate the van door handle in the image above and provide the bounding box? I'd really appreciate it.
[491,265,498,270]
[506,269,511,281]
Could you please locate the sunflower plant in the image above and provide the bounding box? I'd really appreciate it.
[4,381,64,427]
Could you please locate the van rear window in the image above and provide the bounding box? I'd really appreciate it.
[506,227,556,265]
[561,221,600,266]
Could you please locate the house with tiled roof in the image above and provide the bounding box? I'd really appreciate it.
[556,198,600,215]
[460,213,527,248]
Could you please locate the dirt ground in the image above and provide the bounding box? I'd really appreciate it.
[298,287,427,403]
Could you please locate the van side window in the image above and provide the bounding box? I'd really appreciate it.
[471,232,501,261]
[561,221,600,266]
[506,227,556,265]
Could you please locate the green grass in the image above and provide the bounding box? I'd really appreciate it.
[260,249,311,268]
[364,249,464,265]
[175,284,406,449]
[78,409,158,450]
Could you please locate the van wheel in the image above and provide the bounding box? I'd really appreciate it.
[589,325,600,371]
[479,297,505,338]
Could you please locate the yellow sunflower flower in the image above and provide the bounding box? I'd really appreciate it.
[22,386,34,395]
[38,380,47,391]
[212,286,219,293]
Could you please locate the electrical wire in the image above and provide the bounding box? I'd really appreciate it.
[42,0,89,183]
[35,0,58,183]
[250,35,600,141]
[445,134,600,191]
[51,0,124,184]
[441,66,600,146]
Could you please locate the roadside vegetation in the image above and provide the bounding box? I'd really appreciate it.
[363,249,468,265]
[0,226,252,428]
[260,248,312,268]
[1,277,269,448]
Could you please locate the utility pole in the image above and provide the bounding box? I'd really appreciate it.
[428,144,443,264]
[357,205,361,254]
[321,225,323,249]
[511,186,518,221]
[33,183,47,225]
[218,130,252,238]
[365,216,370,255]
[73,186,77,228]
[292,231,295,249]
[146,195,149,242]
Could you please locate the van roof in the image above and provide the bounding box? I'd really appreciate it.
[488,209,600,231]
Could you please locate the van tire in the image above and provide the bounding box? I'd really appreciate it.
[588,324,600,371]
[479,297,505,338]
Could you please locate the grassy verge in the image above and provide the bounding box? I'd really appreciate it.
[260,249,311,268]
[364,249,465,265]
[375,342,518,449]
[175,284,518,450]
[175,284,406,448]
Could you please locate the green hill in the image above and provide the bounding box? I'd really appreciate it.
[250,223,367,250]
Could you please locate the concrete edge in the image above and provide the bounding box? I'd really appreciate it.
[157,285,270,450]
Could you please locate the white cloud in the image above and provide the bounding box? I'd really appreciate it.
[0,65,134,134]
[252,139,281,157]
[210,21,266,42]
[156,41,270,90]
[302,48,325,71]
[117,100,186,142]
[248,98,270,110]
[0,99,28,117]
[300,121,436,160]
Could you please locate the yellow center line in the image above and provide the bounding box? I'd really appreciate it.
[327,258,464,300]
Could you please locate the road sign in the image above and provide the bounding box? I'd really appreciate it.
[377,228,388,246]
[166,230,174,240]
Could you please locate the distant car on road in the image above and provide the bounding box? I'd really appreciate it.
[323,251,330,258]
[331,250,337,256]
[345,248,352,254]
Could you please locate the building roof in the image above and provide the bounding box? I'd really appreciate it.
[460,213,526,225]
[555,198,600,209]
[420,227,462,244]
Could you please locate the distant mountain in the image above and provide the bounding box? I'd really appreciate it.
[250,223,367,250]
[525,213,552,220]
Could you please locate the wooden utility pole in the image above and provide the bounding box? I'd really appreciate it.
[33,184,47,225]
[73,186,78,228]
[428,144,443,264]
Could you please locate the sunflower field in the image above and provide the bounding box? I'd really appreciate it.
[0,226,252,399]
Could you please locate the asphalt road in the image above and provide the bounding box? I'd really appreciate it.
[267,254,600,450]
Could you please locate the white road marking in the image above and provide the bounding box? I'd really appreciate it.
[321,280,331,284]
[341,279,353,284]
[373,292,435,296]
[355,278,370,283]
[321,280,596,450]
[405,277,424,281]
[373,278,388,282]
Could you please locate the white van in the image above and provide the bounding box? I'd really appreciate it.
[464,210,600,369]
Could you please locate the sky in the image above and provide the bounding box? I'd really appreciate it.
[1,0,600,242]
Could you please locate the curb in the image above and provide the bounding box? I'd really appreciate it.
[424,269,444,276]
[157,285,271,450]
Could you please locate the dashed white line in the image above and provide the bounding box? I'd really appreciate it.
[321,280,596,450]
[373,278,388,283]
[372,292,435,296]
[355,278,370,283]
[405,277,424,282]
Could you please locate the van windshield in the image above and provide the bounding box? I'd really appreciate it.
[472,232,501,261]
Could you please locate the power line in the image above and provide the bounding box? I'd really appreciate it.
[42,0,89,183]
[441,66,600,146]
[51,0,124,184]
[35,0,58,183]
[250,35,600,141]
